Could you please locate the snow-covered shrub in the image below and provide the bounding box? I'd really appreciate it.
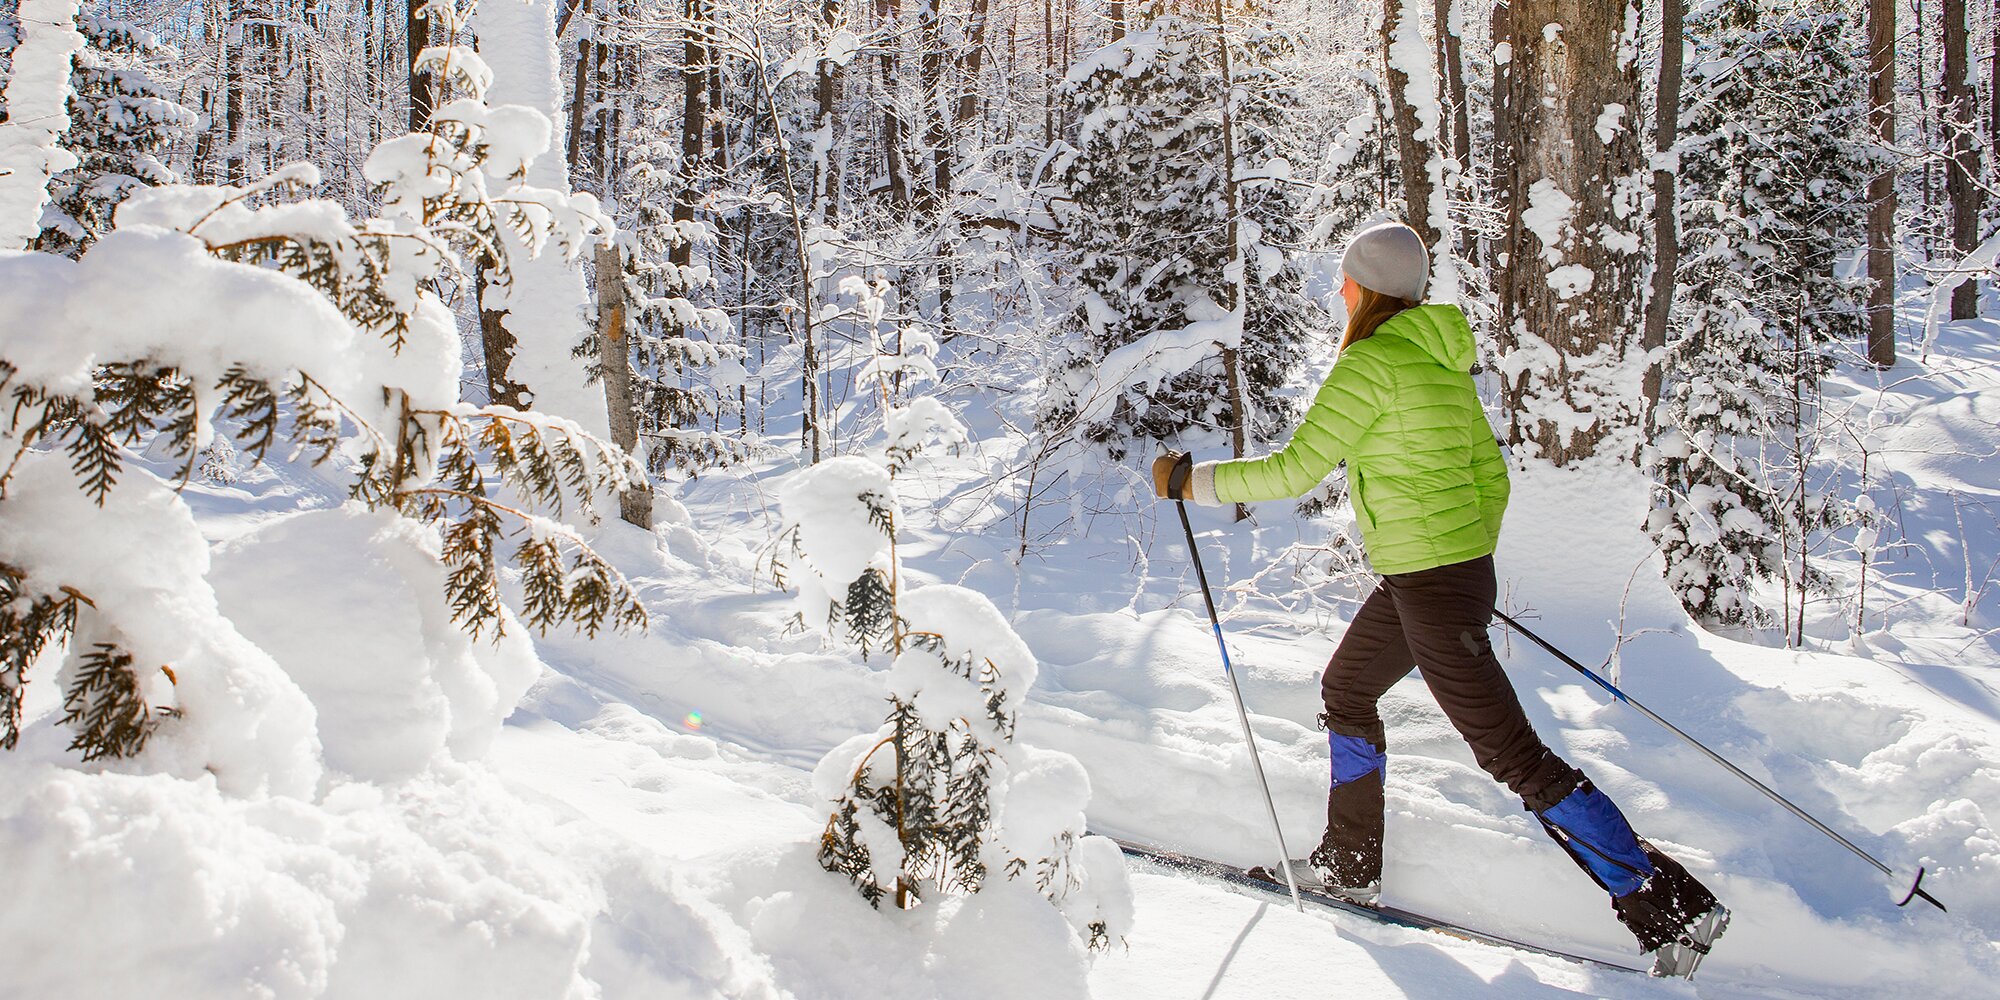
[778,456,1129,948]
[0,0,641,774]
[1042,16,1323,458]
[1650,0,1871,631]
[846,275,968,474]
[773,457,902,657]
[30,15,195,257]
[602,147,754,475]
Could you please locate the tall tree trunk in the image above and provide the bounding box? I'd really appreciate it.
[1991,0,1999,173]
[1488,0,1511,297]
[1866,0,1898,366]
[1945,0,1982,318]
[225,6,245,184]
[594,243,652,528]
[1382,0,1440,251]
[1109,0,1124,42]
[814,0,843,221]
[1433,0,1471,169]
[875,0,910,209]
[672,0,707,268]
[1213,0,1249,522]
[407,0,435,131]
[567,0,591,180]
[918,0,955,333]
[1495,0,1649,465]
[476,260,526,407]
[1642,0,1685,419]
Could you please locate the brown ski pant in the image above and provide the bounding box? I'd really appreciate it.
[1314,554,1583,884]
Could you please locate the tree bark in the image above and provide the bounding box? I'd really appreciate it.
[594,242,652,529]
[814,0,843,221]
[1642,0,1685,420]
[407,0,435,132]
[1433,0,1471,169]
[567,0,590,180]
[1945,0,1982,318]
[672,0,707,268]
[1382,0,1440,250]
[875,0,911,209]
[1495,1,1650,465]
[1866,0,1898,366]
[225,5,245,184]
[1991,0,2000,174]
[1488,0,1512,294]
[1214,0,1248,522]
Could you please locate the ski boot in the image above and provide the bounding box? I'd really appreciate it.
[1246,857,1381,906]
[1613,843,1730,979]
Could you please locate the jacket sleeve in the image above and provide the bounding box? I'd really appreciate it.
[1194,349,1394,505]
[1471,427,1510,541]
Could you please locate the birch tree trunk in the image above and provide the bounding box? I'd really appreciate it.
[1944,0,1982,319]
[1642,0,1685,419]
[1866,0,1898,366]
[1495,0,1649,466]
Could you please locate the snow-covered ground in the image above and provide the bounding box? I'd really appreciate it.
[5,301,1998,1000]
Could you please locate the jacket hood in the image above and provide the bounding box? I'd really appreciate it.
[1375,304,1476,371]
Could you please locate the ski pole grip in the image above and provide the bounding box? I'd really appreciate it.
[1167,452,1194,500]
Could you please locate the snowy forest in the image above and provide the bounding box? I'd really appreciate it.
[1,0,1998,996]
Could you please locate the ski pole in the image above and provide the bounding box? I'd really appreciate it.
[1492,608,1948,914]
[1172,489,1303,912]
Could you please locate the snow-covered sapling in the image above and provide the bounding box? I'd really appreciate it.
[0,0,646,765]
[778,457,1128,946]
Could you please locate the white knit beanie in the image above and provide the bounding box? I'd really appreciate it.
[1340,221,1430,301]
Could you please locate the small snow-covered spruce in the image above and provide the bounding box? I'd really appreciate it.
[1042,15,1322,459]
[770,457,901,656]
[1650,0,1871,633]
[781,457,1128,946]
[0,0,642,763]
[29,15,195,258]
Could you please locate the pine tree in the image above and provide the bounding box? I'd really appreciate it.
[31,16,196,258]
[1044,15,1323,459]
[1651,0,1871,632]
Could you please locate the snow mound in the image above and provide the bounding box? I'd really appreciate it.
[0,763,780,1000]
[0,456,320,798]
[209,504,542,782]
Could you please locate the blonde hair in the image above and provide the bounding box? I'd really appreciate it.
[1339,284,1420,353]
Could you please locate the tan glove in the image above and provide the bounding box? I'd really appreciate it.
[1151,452,1193,500]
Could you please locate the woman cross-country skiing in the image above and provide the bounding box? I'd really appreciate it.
[1149,221,1730,975]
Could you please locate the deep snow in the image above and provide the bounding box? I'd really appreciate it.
[3,292,1998,999]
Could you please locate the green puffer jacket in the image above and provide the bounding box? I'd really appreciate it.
[1190,304,1509,575]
